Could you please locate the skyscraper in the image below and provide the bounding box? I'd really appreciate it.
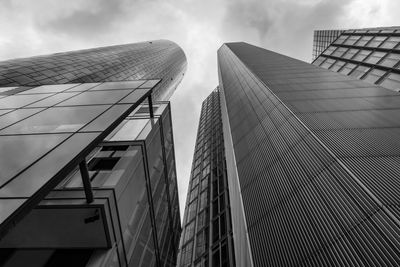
[0,40,186,267]
[178,88,235,267]
[180,41,400,266]
[0,40,186,101]
[312,27,400,91]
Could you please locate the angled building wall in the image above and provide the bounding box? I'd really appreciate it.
[312,27,400,92]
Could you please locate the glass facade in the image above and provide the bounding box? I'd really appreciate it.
[312,30,345,60]
[0,40,187,101]
[177,89,235,267]
[218,42,400,266]
[0,41,185,267]
[312,27,400,92]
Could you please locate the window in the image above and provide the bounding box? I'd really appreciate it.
[22,84,77,94]
[194,157,202,168]
[343,48,359,59]
[199,190,208,210]
[322,46,336,56]
[202,164,211,177]
[192,174,200,189]
[380,36,400,49]
[212,218,220,242]
[343,35,361,45]
[220,213,227,237]
[339,63,356,75]
[197,209,209,230]
[320,58,336,69]
[212,199,219,217]
[212,178,219,198]
[101,145,128,151]
[187,201,197,222]
[193,166,201,177]
[379,53,400,68]
[353,50,371,62]
[3,105,106,134]
[194,257,208,267]
[88,157,119,171]
[331,47,348,57]
[108,118,149,141]
[219,194,226,213]
[330,60,346,72]
[184,220,195,243]
[333,35,347,45]
[355,30,367,34]
[379,73,400,91]
[181,241,193,266]
[195,228,209,257]
[212,248,221,267]
[221,242,230,267]
[190,187,199,203]
[362,69,386,84]
[364,51,386,64]
[366,36,386,48]
[203,156,210,167]
[57,89,131,106]
[201,177,209,191]
[354,35,373,46]
[349,65,370,78]
[381,29,395,33]
[313,56,326,66]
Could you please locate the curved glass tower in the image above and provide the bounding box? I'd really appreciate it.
[0,40,186,101]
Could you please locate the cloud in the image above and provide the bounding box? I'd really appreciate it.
[222,1,273,41]
[36,0,128,37]
[220,0,355,61]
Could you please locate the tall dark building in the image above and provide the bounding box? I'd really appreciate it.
[312,27,400,91]
[0,40,186,267]
[181,41,400,266]
[178,88,235,267]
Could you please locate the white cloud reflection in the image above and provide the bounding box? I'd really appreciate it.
[0,0,399,218]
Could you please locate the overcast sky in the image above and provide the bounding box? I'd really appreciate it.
[1,0,399,216]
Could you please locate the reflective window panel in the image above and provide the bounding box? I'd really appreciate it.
[379,73,400,91]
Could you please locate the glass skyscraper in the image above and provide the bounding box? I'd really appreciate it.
[0,40,186,267]
[178,88,235,267]
[0,40,186,101]
[312,27,400,91]
[180,41,400,266]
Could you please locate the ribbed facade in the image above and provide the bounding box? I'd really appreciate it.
[0,40,187,101]
[312,30,345,61]
[178,88,235,267]
[312,27,400,92]
[218,42,400,266]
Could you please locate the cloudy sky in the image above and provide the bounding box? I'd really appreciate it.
[0,0,399,216]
